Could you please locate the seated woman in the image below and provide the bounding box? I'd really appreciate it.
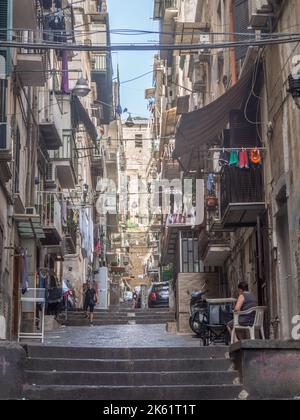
[228,281,258,342]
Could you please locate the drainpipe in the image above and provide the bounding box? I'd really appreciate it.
[229,0,237,86]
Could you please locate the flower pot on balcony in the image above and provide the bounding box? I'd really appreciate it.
[207,196,218,209]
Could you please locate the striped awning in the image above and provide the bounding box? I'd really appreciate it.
[174,66,254,158]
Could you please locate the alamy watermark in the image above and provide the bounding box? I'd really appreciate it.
[95,178,205,226]
[292,315,300,340]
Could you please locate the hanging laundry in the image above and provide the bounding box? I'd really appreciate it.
[239,149,249,169]
[218,150,230,167]
[73,209,79,225]
[207,173,214,194]
[61,50,70,93]
[21,250,29,295]
[229,150,239,167]
[37,270,49,310]
[250,148,262,166]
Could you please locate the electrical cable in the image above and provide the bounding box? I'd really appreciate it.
[3,34,300,51]
[121,70,154,84]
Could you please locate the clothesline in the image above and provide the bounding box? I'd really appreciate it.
[209,147,267,152]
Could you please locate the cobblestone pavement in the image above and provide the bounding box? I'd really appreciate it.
[43,324,201,348]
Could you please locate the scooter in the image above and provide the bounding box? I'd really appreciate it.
[189,290,233,346]
[189,290,208,336]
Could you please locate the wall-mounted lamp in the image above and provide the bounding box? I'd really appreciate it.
[125,112,135,128]
[72,77,91,97]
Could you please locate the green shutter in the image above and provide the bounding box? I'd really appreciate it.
[0,0,8,41]
[0,0,11,75]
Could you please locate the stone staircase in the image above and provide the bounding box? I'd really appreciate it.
[58,308,175,326]
[23,345,244,400]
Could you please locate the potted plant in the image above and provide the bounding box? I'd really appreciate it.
[206,195,218,209]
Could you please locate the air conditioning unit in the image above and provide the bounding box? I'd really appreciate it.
[249,0,274,29]
[25,207,36,215]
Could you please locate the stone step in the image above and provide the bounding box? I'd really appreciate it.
[23,384,243,400]
[68,309,173,314]
[25,370,239,386]
[62,319,174,327]
[25,357,233,373]
[62,312,175,318]
[25,346,229,360]
[60,316,175,322]
[60,312,175,317]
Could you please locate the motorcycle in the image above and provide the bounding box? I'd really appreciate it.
[189,290,208,337]
[189,290,233,346]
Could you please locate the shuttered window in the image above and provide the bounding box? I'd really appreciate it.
[0,79,7,148]
[234,0,251,61]
[0,0,11,75]
[0,0,8,41]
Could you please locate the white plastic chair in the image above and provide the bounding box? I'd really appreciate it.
[231,306,267,344]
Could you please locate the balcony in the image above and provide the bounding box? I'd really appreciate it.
[220,166,265,229]
[199,230,231,267]
[249,0,274,29]
[174,23,210,56]
[49,133,77,189]
[87,0,108,21]
[91,146,103,178]
[161,159,181,180]
[153,0,178,20]
[16,53,46,87]
[13,0,37,30]
[38,90,63,150]
[92,54,107,73]
[92,54,113,124]
[162,214,195,264]
[37,192,63,245]
[64,213,77,255]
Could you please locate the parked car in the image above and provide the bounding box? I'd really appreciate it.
[148,282,169,308]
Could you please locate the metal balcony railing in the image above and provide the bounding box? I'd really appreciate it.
[220,166,264,218]
[164,0,178,9]
[37,192,62,237]
[92,54,107,72]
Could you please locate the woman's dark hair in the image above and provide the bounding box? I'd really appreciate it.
[238,282,249,292]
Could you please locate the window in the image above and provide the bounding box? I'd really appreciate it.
[0,224,3,276]
[180,231,216,273]
[14,127,21,193]
[135,134,143,148]
[0,79,7,148]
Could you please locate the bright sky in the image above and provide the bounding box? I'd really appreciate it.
[107,0,158,118]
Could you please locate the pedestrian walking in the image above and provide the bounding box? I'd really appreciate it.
[84,282,98,325]
[132,290,138,309]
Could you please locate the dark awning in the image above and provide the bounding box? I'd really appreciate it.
[72,96,98,145]
[174,66,254,158]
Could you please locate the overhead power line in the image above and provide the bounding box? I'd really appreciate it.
[121,70,154,84]
[2,34,300,52]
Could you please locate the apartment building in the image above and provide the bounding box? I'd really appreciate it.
[151,0,299,338]
[0,0,115,339]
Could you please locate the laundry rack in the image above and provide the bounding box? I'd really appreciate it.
[18,288,46,343]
